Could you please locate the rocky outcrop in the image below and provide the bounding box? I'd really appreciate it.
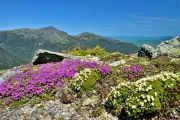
[32,49,78,65]
[156,36,180,57]
[138,44,158,58]
[138,36,180,58]
[0,69,20,83]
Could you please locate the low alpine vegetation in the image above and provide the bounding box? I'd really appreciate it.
[0,46,180,119]
[0,59,110,108]
[105,72,180,118]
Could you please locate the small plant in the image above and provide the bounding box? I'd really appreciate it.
[37,104,45,109]
[71,69,100,92]
[71,65,111,92]
[56,116,65,120]
[60,92,74,104]
[105,82,135,110]
[91,106,103,117]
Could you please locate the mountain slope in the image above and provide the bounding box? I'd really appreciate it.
[0,46,28,69]
[0,26,139,69]
[76,32,139,54]
[0,26,78,61]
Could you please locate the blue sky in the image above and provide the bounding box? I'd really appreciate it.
[0,0,180,36]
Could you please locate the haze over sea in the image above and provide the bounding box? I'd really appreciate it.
[107,36,175,48]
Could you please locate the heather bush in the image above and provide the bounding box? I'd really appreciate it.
[119,64,156,82]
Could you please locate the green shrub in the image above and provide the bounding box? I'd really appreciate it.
[100,52,127,61]
[71,68,100,92]
[124,80,164,118]
[62,45,108,56]
[105,72,180,118]
[105,83,135,109]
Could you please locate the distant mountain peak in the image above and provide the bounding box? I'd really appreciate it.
[39,26,58,31]
[77,32,119,42]
[78,32,98,37]
[39,26,68,36]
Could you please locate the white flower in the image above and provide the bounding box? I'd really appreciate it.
[151,103,154,106]
[131,105,136,109]
[140,102,144,106]
[154,92,157,96]
[147,95,151,102]
[141,94,145,98]
[151,96,155,101]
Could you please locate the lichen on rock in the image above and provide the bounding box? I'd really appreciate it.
[156,36,180,58]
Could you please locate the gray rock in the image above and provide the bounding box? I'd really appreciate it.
[0,69,20,83]
[138,44,158,58]
[108,60,126,67]
[32,49,78,65]
[156,36,180,58]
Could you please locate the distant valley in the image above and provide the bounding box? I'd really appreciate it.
[0,26,139,69]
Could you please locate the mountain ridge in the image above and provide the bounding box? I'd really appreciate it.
[0,26,140,69]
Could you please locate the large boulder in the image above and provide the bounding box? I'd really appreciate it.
[156,36,180,58]
[138,44,158,58]
[32,49,78,65]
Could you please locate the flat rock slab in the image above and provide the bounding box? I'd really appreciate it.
[32,49,77,65]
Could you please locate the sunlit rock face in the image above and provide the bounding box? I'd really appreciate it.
[138,44,158,59]
[138,36,180,58]
[156,36,180,58]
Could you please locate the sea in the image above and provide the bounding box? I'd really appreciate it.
[107,36,175,48]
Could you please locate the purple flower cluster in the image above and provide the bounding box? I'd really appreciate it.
[0,59,111,104]
[121,65,154,81]
[99,66,111,75]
